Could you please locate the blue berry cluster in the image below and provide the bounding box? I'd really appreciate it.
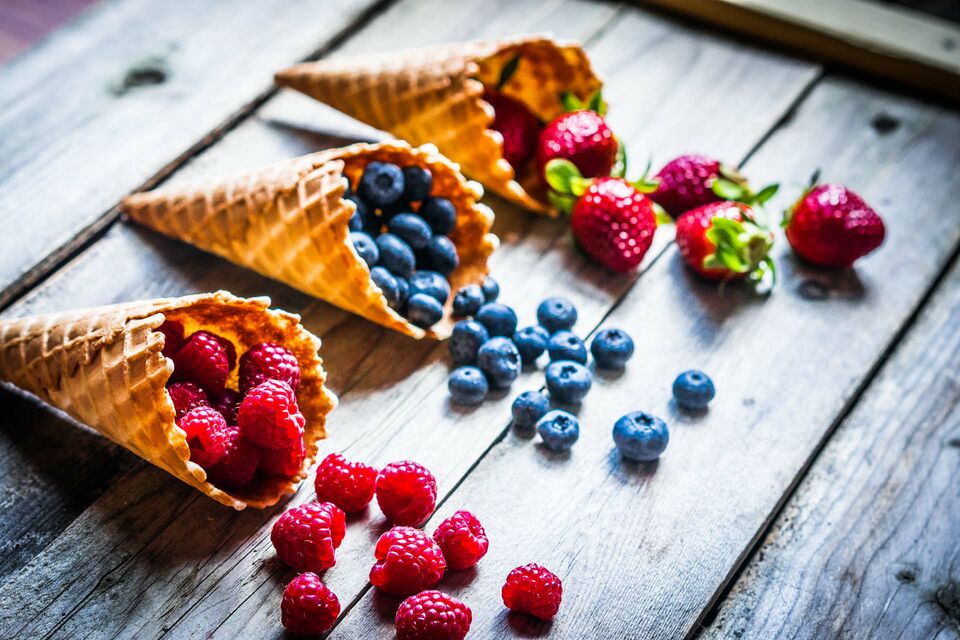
[348,162,460,329]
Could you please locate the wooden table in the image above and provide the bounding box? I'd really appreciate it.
[0,1,957,638]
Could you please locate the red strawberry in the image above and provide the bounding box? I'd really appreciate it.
[537,110,617,183]
[570,178,657,273]
[483,89,540,170]
[675,201,774,282]
[784,183,885,268]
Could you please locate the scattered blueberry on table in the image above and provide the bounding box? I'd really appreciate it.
[511,390,550,429]
[476,303,518,337]
[537,296,577,333]
[449,319,489,365]
[537,410,580,451]
[513,325,550,364]
[477,337,521,389]
[448,366,489,406]
[547,330,588,364]
[613,411,669,461]
[545,360,592,404]
[672,370,715,410]
[590,328,635,369]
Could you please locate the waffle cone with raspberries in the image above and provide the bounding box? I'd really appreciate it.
[122,140,498,339]
[0,291,336,510]
[276,36,602,216]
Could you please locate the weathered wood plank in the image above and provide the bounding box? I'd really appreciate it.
[0,0,818,637]
[333,77,960,638]
[701,258,960,639]
[0,0,386,309]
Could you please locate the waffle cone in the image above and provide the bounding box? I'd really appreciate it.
[0,291,337,510]
[122,141,497,339]
[276,36,602,215]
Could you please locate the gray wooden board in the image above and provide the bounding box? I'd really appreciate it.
[0,0,822,637]
[701,260,960,639]
[332,77,960,638]
[0,0,384,309]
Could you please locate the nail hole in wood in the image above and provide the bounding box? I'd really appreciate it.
[871,113,900,135]
[112,58,168,95]
[896,569,916,583]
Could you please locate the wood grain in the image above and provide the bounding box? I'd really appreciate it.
[0,0,385,309]
[700,253,960,638]
[333,77,960,638]
[0,0,819,637]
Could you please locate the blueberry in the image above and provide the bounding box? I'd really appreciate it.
[449,320,489,365]
[591,328,635,369]
[547,330,587,364]
[613,411,669,461]
[375,233,416,278]
[380,200,413,223]
[421,235,459,276]
[537,297,578,333]
[347,194,376,234]
[537,410,580,451]
[481,276,500,302]
[476,303,518,337]
[511,390,550,429]
[350,231,379,267]
[371,266,401,309]
[452,284,485,316]
[513,325,550,364]
[406,293,444,328]
[448,366,488,406]
[477,336,521,389]
[395,277,410,310]
[409,270,450,304]
[388,213,432,250]
[402,166,433,201]
[359,162,404,208]
[672,370,715,410]
[420,197,457,235]
[545,360,592,404]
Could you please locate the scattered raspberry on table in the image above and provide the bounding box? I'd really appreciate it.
[271,501,346,573]
[502,563,563,621]
[314,452,378,513]
[395,590,472,640]
[433,510,489,571]
[281,572,340,635]
[375,460,438,526]
[370,526,446,595]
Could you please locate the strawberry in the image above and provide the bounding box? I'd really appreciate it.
[483,89,540,170]
[537,109,617,185]
[675,201,775,282]
[651,154,778,218]
[784,182,885,268]
[570,177,657,273]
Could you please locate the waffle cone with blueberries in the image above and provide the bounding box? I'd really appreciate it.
[122,140,498,339]
[276,36,603,215]
[0,291,336,509]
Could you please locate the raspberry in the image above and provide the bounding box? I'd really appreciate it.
[501,563,563,621]
[395,590,472,640]
[209,388,241,424]
[239,342,301,394]
[271,501,346,573]
[281,572,340,635]
[171,330,230,393]
[167,382,209,421]
[179,406,231,467]
[260,437,305,477]
[205,425,263,488]
[314,453,378,513]
[237,379,305,450]
[432,510,489,570]
[375,460,437,526]
[158,319,184,358]
[369,526,446,595]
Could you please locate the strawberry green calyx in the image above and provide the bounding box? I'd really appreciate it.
[711,164,779,209]
[545,157,657,217]
[703,215,776,285]
[781,168,821,229]
[559,90,607,116]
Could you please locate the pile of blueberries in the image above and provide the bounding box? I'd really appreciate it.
[348,161,461,329]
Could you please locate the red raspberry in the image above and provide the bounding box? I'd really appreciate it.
[209,388,241,424]
[501,563,563,621]
[237,379,305,450]
[260,437,305,477]
[158,319,184,358]
[171,330,230,393]
[205,425,263,488]
[179,406,231,468]
[239,342,301,394]
[281,572,340,635]
[271,501,346,573]
[369,526,446,595]
[375,460,437,526]
[167,382,209,421]
[314,453,378,513]
[432,510,489,570]
[395,590,472,640]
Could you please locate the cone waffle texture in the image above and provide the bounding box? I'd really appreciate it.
[122,141,497,339]
[0,291,337,510]
[276,36,602,215]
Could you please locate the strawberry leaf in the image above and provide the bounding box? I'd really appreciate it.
[587,90,607,116]
[547,190,578,216]
[754,183,779,204]
[712,178,747,200]
[560,91,585,113]
[497,54,521,90]
[653,203,672,226]
[610,138,628,178]
[545,159,584,194]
